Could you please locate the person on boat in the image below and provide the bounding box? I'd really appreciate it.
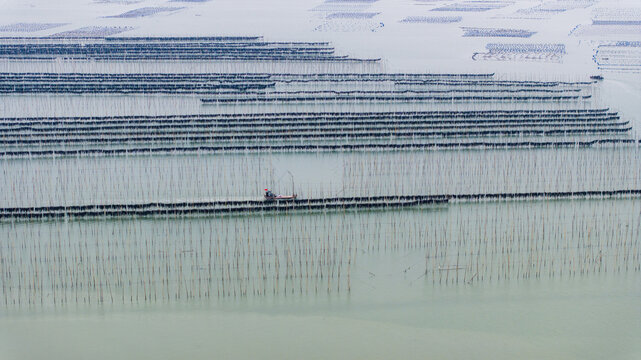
[264,189,274,198]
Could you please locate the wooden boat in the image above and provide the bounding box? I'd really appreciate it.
[264,189,297,201]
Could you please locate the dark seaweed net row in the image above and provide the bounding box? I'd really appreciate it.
[1,139,638,158]
[2,55,369,62]
[0,72,495,82]
[0,36,264,41]
[0,82,276,93]
[0,73,273,82]
[0,71,592,95]
[101,37,264,42]
[395,80,592,87]
[0,44,338,54]
[3,86,586,95]
[270,73,496,80]
[2,190,639,220]
[0,128,631,145]
[0,42,334,51]
[0,109,626,145]
[0,119,624,136]
[0,109,614,126]
[0,117,622,133]
[254,89,583,95]
[0,39,378,61]
[1,71,551,94]
[0,200,439,220]
[201,94,587,103]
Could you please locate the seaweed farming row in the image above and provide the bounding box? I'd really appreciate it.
[201,94,589,104]
[1,190,639,221]
[0,107,629,150]
[0,72,495,81]
[2,199,637,306]
[107,6,184,19]
[593,41,641,73]
[0,23,67,32]
[0,71,596,95]
[0,36,263,41]
[0,112,624,140]
[2,139,638,158]
[0,82,274,94]
[0,195,445,220]
[394,79,591,87]
[399,16,462,24]
[0,108,615,123]
[0,126,629,146]
[461,28,536,38]
[431,1,510,12]
[0,37,378,62]
[473,43,567,63]
[0,72,505,95]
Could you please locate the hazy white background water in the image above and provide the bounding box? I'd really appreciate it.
[1,0,640,359]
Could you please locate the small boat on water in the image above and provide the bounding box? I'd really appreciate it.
[264,189,297,201]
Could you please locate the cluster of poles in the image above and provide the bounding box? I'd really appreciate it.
[1,198,637,306]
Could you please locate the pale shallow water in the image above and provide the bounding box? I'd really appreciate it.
[1,0,640,359]
[1,266,639,360]
[1,200,639,359]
